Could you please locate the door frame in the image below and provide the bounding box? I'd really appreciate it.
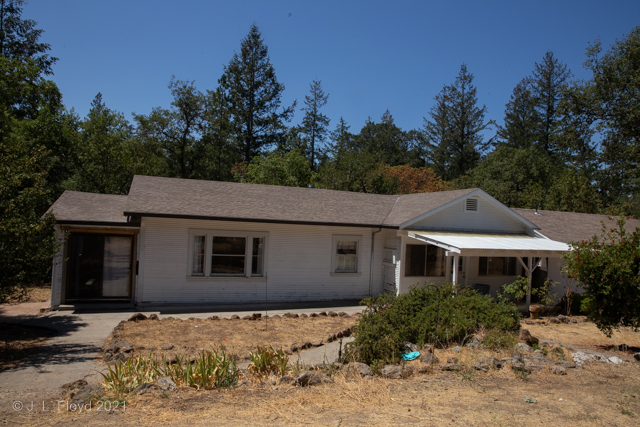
[63,230,136,303]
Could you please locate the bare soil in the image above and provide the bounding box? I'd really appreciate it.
[108,314,358,359]
[3,284,51,304]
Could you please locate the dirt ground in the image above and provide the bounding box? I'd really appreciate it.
[0,324,57,371]
[109,314,358,359]
[3,284,51,304]
[2,315,639,426]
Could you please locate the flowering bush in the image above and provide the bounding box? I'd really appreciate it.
[562,216,640,337]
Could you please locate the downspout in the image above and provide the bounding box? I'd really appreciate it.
[369,228,382,297]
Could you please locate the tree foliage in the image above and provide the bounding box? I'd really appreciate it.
[562,216,640,336]
[300,79,329,170]
[378,165,450,194]
[233,149,313,188]
[219,23,295,163]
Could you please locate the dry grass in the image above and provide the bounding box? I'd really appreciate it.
[10,359,640,426]
[523,318,640,354]
[3,284,51,304]
[110,315,357,359]
[0,324,56,370]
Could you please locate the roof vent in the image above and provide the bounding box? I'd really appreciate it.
[465,198,478,212]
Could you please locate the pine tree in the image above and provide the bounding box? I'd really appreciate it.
[219,23,295,163]
[498,78,540,149]
[301,79,329,170]
[424,64,494,180]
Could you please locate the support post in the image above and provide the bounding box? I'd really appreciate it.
[526,256,533,310]
[452,254,459,285]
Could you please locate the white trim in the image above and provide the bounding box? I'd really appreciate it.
[331,234,362,274]
[187,229,269,278]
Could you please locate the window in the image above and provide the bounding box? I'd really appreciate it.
[478,257,518,276]
[332,235,362,274]
[188,230,267,278]
[405,244,446,277]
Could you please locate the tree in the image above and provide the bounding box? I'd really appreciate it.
[219,23,295,163]
[202,87,235,181]
[355,111,420,167]
[135,78,211,179]
[234,149,313,187]
[529,51,570,155]
[0,0,57,75]
[423,64,494,180]
[562,216,640,336]
[497,78,540,149]
[65,94,163,194]
[583,27,640,214]
[300,79,329,170]
[378,165,450,194]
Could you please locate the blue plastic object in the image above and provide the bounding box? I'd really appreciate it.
[402,351,420,361]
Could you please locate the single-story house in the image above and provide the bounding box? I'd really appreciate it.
[46,175,639,310]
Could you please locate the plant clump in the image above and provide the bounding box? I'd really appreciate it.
[345,283,520,366]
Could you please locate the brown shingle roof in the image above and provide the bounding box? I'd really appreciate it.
[47,191,129,224]
[122,175,478,228]
[511,208,640,244]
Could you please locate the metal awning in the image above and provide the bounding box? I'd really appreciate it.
[405,230,570,257]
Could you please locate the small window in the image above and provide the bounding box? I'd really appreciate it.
[252,237,264,276]
[479,257,517,276]
[405,244,446,277]
[465,198,478,212]
[192,235,206,275]
[332,235,362,274]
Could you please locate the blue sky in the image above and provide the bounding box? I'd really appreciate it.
[25,0,640,136]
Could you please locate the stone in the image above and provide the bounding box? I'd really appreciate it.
[147,314,159,320]
[326,335,334,343]
[381,364,404,379]
[252,313,262,319]
[328,311,338,317]
[526,354,554,366]
[303,341,312,349]
[242,315,253,320]
[511,360,531,373]
[230,315,240,320]
[554,361,576,369]
[319,311,328,316]
[70,384,103,405]
[512,355,523,362]
[290,343,299,353]
[283,313,299,318]
[342,327,351,337]
[549,317,561,324]
[526,363,546,372]
[447,356,458,364]
[466,337,480,349]
[294,371,329,386]
[513,343,533,356]
[208,315,220,320]
[421,344,433,353]
[311,340,323,347]
[403,341,419,353]
[420,352,439,365]
[608,356,624,365]
[342,362,373,377]
[492,358,503,370]
[634,352,640,362]
[557,314,570,324]
[336,331,344,338]
[279,375,294,385]
[309,313,318,317]
[128,313,147,322]
[551,365,567,375]
[452,345,461,353]
[473,363,490,371]
[133,382,160,393]
[103,352,113,361]
[157,377,177,391]
[519,329,539,346]
[62,379,88,390]
[161,344,174,351]
[299,313,308,318]
[270,314,281,319]
[104,342,118,354]
[440,363,462,371]
[117,341,133,353]
[338,312,349,317]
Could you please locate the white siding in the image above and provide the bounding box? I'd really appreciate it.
[409,197,528,233]
[139,217,390,304]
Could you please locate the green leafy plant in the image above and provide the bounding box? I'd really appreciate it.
[562,216,640,336]
[344,282,520,365]
[248,346,289,379]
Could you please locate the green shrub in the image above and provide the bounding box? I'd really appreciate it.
[345,282,521,365]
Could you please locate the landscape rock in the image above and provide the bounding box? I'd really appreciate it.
[380,364,413,378]
[161,344,174,351]
[319,311,328,316]
[447,356,458,364]
[452,345,461,353]
[525,363,546,372]
[62,379,88,390]
[554,361,577,369]
[208,315,220,320]
[309,313,318,317]
[549,317,561,324]
[608,356,624,365]
[557,314,570,324]
[519,329,539,346]
[328,311,338,317]
[148,314,159,320]
[279,375,294,385]
[70,384,103,404]
[290,343,299,353]
[104,342,118,354]
[342,362,373,377]
[551,365,567,375]
[133,382,160,394]
[511,360,531,373]
[634,352,640,362]
[403,341,419,353]
[270,314,281,319]
[283,313,299,318]
[421,344,433,353]
[473,363,490,371]
[299,313,308,318]
[241,315,253,320]
[440,363,462,371]
[338,312,349,317]
[466,337,480,349]
[311,340,323,347]
[492,358,503,370]
[303,341,312,349]
[157,377,177,391]
[419,352,439,365]
[117,341,134,353]
[128,313,147,322]
[513,343,534,356]
[294,371,330,386]
[230,315,240,320]
[342,327,351,337]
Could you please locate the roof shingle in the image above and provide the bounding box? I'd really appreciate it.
[47,191,129,224]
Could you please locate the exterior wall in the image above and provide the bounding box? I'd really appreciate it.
[546,257,583,301]
[409,197,529,233]
[138,217,389,304]
[462,256,523,297]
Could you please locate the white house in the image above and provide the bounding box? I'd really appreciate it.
[47,175,633,311]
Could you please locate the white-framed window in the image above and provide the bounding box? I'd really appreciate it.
[331,235,362,275]
[404,244,446,277]
[188,230,267,278]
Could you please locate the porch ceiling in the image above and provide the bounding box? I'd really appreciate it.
[404,230,570,257]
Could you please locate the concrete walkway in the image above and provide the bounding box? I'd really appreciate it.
[293,337,355,367]
[0,303,364,406]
